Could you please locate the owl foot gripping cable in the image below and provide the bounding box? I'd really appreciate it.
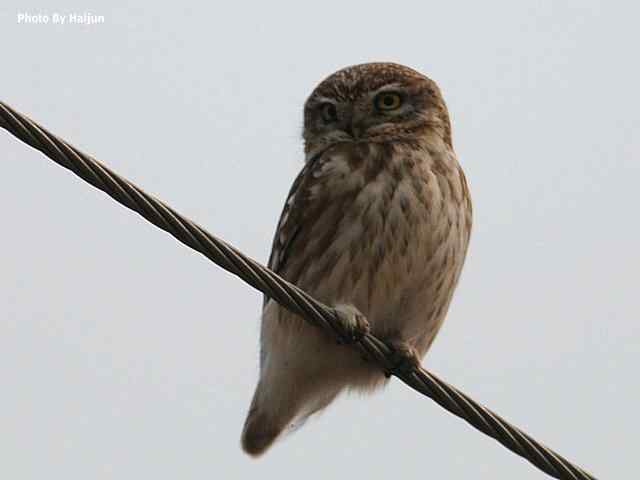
[241,62,472,457]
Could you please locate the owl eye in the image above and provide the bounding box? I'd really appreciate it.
[374,92,403,111]
[320,103,338,123]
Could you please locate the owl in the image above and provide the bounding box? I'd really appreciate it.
[241,62,472,456]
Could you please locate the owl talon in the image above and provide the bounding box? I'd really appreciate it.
[383,340,421,378]
[333,304,370,345]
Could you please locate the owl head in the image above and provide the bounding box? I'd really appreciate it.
[303,62,452,157]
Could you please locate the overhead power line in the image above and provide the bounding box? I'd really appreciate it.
[0,101,597,480]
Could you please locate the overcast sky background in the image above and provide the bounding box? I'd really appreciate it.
[1,1,638,478]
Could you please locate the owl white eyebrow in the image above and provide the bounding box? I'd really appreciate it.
[313,96,339,104]
[373,83,406,94]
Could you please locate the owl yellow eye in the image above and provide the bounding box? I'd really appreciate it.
[320,103,338,123]
[375,92,403,111]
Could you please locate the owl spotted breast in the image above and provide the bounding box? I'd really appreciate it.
[242,62,472,456]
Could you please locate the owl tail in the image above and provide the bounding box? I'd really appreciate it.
[241,378,343,457]
[241,383,292,457]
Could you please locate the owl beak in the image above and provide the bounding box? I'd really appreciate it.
[342,110,365,139]
[348,124,364,139]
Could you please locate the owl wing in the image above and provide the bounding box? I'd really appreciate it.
[263,155,324,308]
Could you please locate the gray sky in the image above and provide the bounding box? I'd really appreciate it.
[1,1,637,478]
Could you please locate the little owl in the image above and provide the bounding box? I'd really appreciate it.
[242,62,472,456]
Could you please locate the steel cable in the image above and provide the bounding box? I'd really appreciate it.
[0,101,597,480]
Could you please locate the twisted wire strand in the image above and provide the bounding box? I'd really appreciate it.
[0,101,596,480]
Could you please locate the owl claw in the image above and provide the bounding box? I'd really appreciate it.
[333,304,370,345]
[382,339,421,378]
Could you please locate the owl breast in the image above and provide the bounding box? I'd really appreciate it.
[290,141,471,350]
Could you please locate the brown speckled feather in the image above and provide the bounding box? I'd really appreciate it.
[242,63,472,457]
